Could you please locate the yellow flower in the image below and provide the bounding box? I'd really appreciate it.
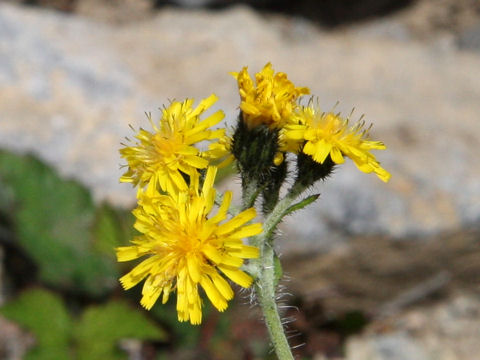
[284,105,391,182]
[116,167,262,325]
[232,63,309,129]
[120,95,225,194]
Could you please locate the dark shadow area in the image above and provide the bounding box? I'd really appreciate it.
[16,0,417,27]
[154,0,416,28]
[18,0,76,12]
[9,0,421,28]
[0,224,38,292]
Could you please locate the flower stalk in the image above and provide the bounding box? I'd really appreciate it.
[117,62,390,359]
[254,245,293,360]
[246,183,307,360]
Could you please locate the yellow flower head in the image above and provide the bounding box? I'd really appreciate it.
[284,104,391,182]
[120,95,225,194]
[232,63,310,129]
[116,167,262,325]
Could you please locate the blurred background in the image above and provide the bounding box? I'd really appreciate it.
[1,0,480,359]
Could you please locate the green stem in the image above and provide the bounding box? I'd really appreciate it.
[261,183,306,243]
[248,181,308,359]
[255,244,293,360]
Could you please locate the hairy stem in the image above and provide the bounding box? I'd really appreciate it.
[255,244,293,360]
[248,182,308,359]
[261,183,306,243]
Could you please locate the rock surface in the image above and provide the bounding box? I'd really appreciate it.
[0,315,34,360]
[1,2,480,254]
[344,293,480,360]
[284,228,480,315]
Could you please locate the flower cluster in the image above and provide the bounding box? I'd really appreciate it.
[232,63,390,184]
[117,63,390,327]
[119,96,262,324]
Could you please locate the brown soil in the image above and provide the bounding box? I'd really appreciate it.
[283,228,480,316]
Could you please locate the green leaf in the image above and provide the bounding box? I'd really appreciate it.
[0,176,15,217]
[284,193,320,216]
[0,288,72,360]
[93,204,135,257]
[0,151,117,296]
[74,301,167,360]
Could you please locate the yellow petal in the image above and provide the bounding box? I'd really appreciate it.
[375,167,391,182]
[312,140,332,164]
[219,254,243,268]
[228,223,263,239]
[330,146,345,164]
[202,166,217,197]
[273,152,284,166]
[119,255,158,290]
[162,283,171,304]
[140,275,162,310]
[169,169,188,192]
[191,94,218,117]
[218,265,253,288]
[202,244,223,264]
[200,275,228,312]
[194,110,225,133]
[211,272,234,300]
[116,246,144,262]
[231,245,260,259]
[216,208,257,235]
[187,254,201,283]
[189,301,202,325]
[209,191,232,224]
[283,128,306,140]
[176,146,198,156]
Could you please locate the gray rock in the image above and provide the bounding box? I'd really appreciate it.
[347,333,429,360]
[349,18,412,42]
[458,23,480,52]
[1,3,480,255]
[345,294,480,360]
[0,315,34,360]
